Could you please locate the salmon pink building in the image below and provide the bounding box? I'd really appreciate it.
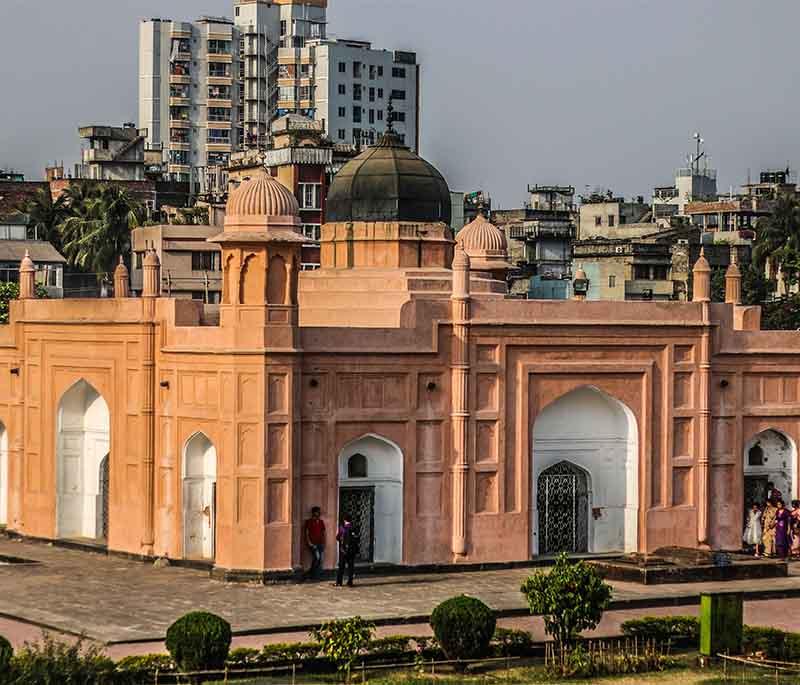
[1,131,799,579]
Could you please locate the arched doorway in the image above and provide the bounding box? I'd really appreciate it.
[56,380,111,541]
[744,429,797,511]
[183,433,217,561]
[532,386,639,555]
[338,435,403,565]
[0,421,7,526]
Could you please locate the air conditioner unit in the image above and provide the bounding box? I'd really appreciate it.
[615,246,624,254]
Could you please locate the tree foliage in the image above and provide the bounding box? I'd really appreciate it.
[22,188,68,248]
[520,553,612,645]
[0,281,48,324]
[752,193,800,289]
[59,184,143,278]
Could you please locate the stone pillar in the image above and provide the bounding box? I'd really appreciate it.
[693,248,712,546]
[18,250,35,299]
[284,257,293,306]
[140,250,159,555]
[450,246,471,557]
[725,247,742,305]
[692,247,711,303]
[113,256,130,299]
[142,249,161,298]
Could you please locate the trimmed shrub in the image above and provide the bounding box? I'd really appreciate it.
[430,595,496,662]
[259,642,320,663]
[492,627,535,657]
[165,611,232,673]
[0,635,12,673]
[520,553,612,645]
[114,653,176,683]
[621,616,700,643]
[8,633,115,684]
[743,626,790,660]
[368,636,411,656]
[225,647,262,668]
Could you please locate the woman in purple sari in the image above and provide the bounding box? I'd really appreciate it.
[775,500,791,559]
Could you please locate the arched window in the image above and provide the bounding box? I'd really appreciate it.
[347,453,368,478]
[748,443,764,466]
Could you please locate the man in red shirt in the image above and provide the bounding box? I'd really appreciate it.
[303,506,326,579]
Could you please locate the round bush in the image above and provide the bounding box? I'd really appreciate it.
[0,634,12,672]
[165,611,232,673]
[430,595,496,662]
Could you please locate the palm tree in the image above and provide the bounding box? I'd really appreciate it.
[59,184,144,278]
[753,193,800,288]
[22,188,67,247]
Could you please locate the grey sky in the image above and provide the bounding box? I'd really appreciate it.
[1,0,798,208]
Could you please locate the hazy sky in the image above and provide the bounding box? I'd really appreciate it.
[1,0,799,207]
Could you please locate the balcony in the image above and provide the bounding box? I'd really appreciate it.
[169,74,191,85]
[507,221,576,241]
[624,280,674,300]
[262,147,333,167]
[169,119,191,129]
[82,149,114,163]
[208,53,233,63]
[169,96,190,107]
[208,76,233,86]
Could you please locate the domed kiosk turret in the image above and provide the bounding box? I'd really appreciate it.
[319,129,454,271]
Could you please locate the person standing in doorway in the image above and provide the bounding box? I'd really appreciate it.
[303,506,326,580]
[762,498,778,558]
[335,514,358,587]
[743,502,762,557]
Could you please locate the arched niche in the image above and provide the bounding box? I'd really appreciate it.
[338,434,403,564]
[56,380,111,542]
[532,386,639,555]
[239,253,263,305]
[182,432,217,560]
[267,254,287,305]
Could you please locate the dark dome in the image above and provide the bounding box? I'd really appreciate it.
[326,131,452,224]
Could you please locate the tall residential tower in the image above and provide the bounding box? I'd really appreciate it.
[139,0,420,189]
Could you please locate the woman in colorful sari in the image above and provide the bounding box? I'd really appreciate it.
[762,499,778,558]
[775,500,791,559]
[791,501,800,558]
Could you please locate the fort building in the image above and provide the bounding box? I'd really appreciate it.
[0,131,798,579]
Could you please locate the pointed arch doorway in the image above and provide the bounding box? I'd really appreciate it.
[182,433,217,561]
[56,380,111,542]
[532,386,639,555]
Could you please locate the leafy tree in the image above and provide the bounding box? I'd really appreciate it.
[59,184,143,278]
[312,616,374,682]
[520,553,612,646]
[711,267,726,303]
[0,281,48,324]
[752,193,800,290]
[165,611,232,673]
[22,188,67,248]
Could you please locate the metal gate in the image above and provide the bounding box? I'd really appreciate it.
[339,487,375,564]
[99,454,109,543]
[537,462,589,555]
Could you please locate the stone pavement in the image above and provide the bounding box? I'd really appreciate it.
[2,538,800,645]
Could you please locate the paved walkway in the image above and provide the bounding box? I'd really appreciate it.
[2,539,800,646]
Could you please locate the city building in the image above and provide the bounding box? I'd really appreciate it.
[139,15,241,185]
[0,211,66,297]
[131,224,222,303]
[652,136,718,220]
[0,129,798,578]
[139,0,419,194]
[76,124,148,181]
[493,185,576,299]
[578,192,652,240]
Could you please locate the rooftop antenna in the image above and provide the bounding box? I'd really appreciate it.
[692,132,706,174]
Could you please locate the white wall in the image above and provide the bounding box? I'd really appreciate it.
[338,434,403,564]
[532,386,638,554]
[56,381,110,540]
[744,429,798,503]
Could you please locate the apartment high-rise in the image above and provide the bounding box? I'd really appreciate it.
[139,0,420,189]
